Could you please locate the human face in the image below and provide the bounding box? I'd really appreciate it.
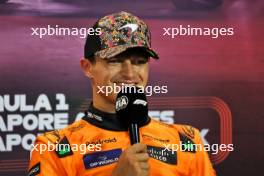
[81,50,150,111]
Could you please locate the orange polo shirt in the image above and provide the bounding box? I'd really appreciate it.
[28,105,216,176]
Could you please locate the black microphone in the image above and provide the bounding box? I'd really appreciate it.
[115,86,148,145]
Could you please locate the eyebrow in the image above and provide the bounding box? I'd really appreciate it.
[112,54,149,59]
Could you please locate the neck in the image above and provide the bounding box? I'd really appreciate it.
[92,88,116,113]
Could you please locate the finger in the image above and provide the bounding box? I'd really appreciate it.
[130,143,147,153]
[138,162,150,170]
[135,153,149,162]
[140,169,150,176]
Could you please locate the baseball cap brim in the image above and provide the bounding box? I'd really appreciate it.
[95,45,159,59]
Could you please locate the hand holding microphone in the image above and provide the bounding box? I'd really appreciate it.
[112,87,150,176]
[112,143,149,176]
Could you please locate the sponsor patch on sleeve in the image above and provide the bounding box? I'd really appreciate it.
[83,148,122,169]
[179,132,196,153]
[56,136,73,158]
[28,162,40,176]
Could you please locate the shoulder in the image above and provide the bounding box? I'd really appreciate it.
[149,119,202,142]
[35,119,87,144]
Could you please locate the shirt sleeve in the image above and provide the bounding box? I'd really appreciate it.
[27,136,67,176]
[189,131,217,176]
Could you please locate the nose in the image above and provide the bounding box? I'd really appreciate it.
[120,59,135,79]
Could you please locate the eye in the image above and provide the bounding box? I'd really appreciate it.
[132,58,149,65]
[107,59,122,63]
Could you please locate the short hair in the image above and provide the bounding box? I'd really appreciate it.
[85,55,96,63]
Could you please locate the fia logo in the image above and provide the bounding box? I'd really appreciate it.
[116,96,129,111]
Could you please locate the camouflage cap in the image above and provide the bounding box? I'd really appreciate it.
[84,11,159,59]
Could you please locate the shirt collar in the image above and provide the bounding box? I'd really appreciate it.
[82,103,151,131]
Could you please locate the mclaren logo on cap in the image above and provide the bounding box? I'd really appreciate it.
[119,24,138,33]
[133,99,147,106]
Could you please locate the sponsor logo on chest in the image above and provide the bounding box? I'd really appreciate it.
[83,148,122,169]
[147,145,177,165]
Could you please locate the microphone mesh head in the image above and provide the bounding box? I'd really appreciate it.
[115,86,148,128]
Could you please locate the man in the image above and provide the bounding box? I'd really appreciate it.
[28,11,216,176]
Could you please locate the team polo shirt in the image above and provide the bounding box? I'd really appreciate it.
[28,105,216,176]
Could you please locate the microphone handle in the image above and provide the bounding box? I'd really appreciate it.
[129,123,140,145]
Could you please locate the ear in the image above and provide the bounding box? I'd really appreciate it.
[80,58,94,78]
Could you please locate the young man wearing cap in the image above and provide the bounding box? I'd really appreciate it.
[28,11,216,176]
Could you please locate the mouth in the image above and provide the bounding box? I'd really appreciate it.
[113,82,138,87]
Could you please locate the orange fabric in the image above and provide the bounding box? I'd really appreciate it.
[28,119,216,176]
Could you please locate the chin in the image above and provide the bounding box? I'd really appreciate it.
[103,92,117,104]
